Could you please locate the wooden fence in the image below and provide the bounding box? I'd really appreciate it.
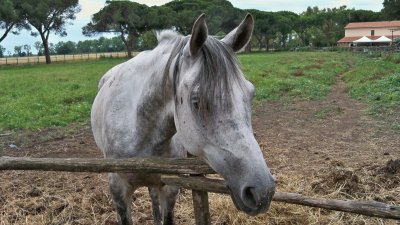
[0,52,137,65]
[0,156,399,224]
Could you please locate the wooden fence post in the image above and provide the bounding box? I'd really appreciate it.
[191,175,211,225]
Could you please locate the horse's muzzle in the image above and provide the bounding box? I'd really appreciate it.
[228,180,276,216]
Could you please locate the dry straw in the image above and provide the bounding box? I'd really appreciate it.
[0,159,398,224]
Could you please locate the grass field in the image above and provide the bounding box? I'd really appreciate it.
[0,59,126,131]
[240,52,349,100]
[343,53,400,129]
[1,51,399,131]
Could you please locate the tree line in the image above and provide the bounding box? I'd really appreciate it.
[82,0,398,56]
[0,0,80,63]
[1,0,399,63]
[2,37,126,57]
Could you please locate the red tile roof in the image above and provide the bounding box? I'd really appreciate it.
[345,21,400,29]
[337,35,400,43]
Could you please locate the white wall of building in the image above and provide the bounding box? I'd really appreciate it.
[345,27,400,37]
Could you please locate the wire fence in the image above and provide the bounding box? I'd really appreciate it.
[0,52,136,65]
[2,47,398,66]
[348,46,400,53]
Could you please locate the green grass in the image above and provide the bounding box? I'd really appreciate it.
[342,53,400,129]
[0,58,126,131]
[239,52,350,101]
[0,52,398,131]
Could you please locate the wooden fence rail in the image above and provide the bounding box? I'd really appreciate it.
[0,156,215,174]
[0,156,399,221]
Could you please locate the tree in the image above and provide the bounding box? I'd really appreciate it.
[248,9,277,51]
[74,37,125,53]
[48,43,56,55]
[306,26,325,47]
[76,40,94,53]
[145,6,175,30]
[275,11,298,49]
[382,0,400,20]
[164,0,242,35]
[83,1,148,58]
[23,44,31,56]
[293,6,382,48]
[19,0,80,63]
[14,45,24,56]
[34,41,43,55]
[140,31,158,50]
[0,0,28,43]
[349,9,383,22]
[55,41,76,55]
[0,45,5,57]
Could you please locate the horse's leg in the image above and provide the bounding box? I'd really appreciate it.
[149,187,162,225]
[154,135,185,225]
[109,173,134,225]
[159,185,180,225]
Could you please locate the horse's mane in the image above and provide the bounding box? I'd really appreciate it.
[158,30,245,119]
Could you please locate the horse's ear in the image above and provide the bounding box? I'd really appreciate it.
[189,13,208,56]
[221,14,254,52]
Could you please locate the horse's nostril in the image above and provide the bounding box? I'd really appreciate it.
[243,187,258,209]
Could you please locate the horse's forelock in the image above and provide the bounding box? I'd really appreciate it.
[192,36,245,119]
[160,32,245,120]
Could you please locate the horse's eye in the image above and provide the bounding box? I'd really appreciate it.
[191,87,200,110]
[192,97,199,110]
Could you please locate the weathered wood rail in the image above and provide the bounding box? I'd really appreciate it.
[0,156,399,222]
[0,156,215,174]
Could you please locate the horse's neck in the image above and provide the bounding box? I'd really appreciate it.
[133,50,177,153]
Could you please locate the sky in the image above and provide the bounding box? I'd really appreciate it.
[1,0,383,55]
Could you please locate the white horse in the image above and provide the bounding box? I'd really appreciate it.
[91,14,275,225]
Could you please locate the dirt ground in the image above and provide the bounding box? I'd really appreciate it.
[0,71,399,224]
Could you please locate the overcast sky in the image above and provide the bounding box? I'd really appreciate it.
[1,0,383,55]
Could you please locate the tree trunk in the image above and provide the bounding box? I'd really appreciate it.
[265,35,271,52]
[40,33,51,64]
[122,36,134,58]
[126,45,133,58]
[127,34,135,58]
[252,34,262,51]
[0,23,15,43]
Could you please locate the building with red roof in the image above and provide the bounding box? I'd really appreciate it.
[337,21,400,47]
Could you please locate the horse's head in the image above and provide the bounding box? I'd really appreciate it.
[173,14,275,215]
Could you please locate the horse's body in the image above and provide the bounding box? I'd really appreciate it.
[91,14,275,225]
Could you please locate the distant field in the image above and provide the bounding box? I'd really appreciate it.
[0,52,399,131]
[240,52,350,100]
[0,52,131,65]
[343,53,400,129]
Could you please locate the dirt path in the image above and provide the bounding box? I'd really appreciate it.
[253,62,399,176]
